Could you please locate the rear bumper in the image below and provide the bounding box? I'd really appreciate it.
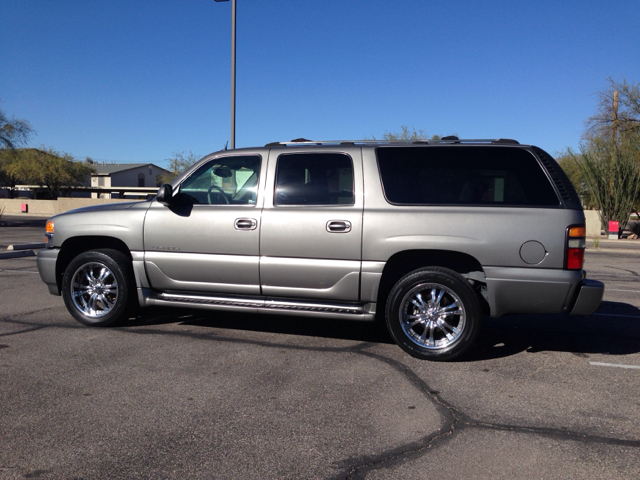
[484,267,604,317]
[569,279,605,316]
[37,248,60,295]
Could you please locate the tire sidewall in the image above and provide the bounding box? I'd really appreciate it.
[62,250,132,327]
[386,268,481,361]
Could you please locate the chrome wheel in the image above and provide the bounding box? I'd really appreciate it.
[70,262,119,318]
[399,283,466,350]
[63,249,134,327]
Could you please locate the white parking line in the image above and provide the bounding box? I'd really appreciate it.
[593,313,640,318]
[605,288,640,293]
[589,361,640,370]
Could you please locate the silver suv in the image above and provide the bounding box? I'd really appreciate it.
[37,138,605,360]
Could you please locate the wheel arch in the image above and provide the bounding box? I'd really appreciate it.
[55,236,133,292]
[376,249,487,317]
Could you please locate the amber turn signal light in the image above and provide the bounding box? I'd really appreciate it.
[568,226,585,237]
[45,220,54,233]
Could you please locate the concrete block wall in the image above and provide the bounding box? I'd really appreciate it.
[584,210,602,237]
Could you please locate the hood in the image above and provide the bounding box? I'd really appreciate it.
[54,200,147,218]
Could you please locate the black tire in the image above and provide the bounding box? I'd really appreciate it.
[385,267,481,361]
[61,249,135,327]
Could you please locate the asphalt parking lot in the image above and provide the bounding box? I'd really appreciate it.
[1,216,639,479]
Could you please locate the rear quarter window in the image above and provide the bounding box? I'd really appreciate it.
[376,146,560,207]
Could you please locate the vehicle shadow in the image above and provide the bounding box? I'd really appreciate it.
[467,301,640,361]
[124,301,640,361]
[125,307,395,345]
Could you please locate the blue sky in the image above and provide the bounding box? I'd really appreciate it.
[2,0,639,167]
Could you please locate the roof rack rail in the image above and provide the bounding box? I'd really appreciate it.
[265,138,520,147]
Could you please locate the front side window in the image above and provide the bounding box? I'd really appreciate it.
[179,155,261,205]
[377,146,560,207]
[274,153,354,206]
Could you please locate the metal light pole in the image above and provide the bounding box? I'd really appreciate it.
[215,0,236,149]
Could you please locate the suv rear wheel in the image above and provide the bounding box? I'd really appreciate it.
[385,267,481,361]
[61,249,135,327]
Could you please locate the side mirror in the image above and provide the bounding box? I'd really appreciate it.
[156,184,174,205]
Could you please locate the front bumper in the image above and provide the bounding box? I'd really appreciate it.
[37,248,60,295]
[569,279,605,316]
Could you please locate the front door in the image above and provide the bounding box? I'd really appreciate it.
[143,154,263,295]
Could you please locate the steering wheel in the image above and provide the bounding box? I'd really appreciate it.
[207,185,230,204]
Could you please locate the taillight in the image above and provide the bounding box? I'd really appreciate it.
[566,225,586,270]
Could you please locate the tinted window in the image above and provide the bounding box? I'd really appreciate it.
[377,146,559,207]
[179,155,261,205]
[275,153,354,206]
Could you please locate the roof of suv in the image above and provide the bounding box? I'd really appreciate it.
[265,137,523,147]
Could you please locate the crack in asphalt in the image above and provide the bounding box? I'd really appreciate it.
[3,315,640,479]
[338,349,640,479]
[0,317,51,337]
[605,266,640,280]
[0,324,48,337]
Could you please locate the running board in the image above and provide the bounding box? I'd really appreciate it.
[144,290,377,321]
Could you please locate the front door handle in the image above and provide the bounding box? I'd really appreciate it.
[326,220,352,233]
[235,218,257,230]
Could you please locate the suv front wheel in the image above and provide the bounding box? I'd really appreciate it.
[61,249,135,327]
[385,267,481,361]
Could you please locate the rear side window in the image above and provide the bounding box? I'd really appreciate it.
[377,146,560,207]
[275,153,354,206]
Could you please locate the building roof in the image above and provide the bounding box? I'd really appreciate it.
[91,163,169,175]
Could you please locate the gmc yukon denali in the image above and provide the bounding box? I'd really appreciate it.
[37,138,605,360]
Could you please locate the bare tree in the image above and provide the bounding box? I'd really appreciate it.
[0,105,34,149]
[585,78,640,140]
[158,151,200,184]
[369,126,444,142]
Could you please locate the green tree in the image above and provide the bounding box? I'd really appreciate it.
[369,126,445,142]
[0,104,34,149]
[570,134,640,236]
[559,78,640,237]
[0,149,23,196]
[159,151,199,184]
[5,148,95,199]
[556,150,594,208]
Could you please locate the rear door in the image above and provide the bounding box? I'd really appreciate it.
[259,148,364,301]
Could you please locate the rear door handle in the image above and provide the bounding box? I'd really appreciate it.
[235,218,257,230]
[326,220,352,233]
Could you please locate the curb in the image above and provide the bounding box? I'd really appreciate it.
[0,250,36,259]
[586,248,640,255]
[7,243,46,251]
